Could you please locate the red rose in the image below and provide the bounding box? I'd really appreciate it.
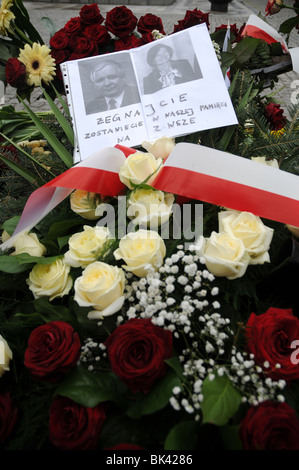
[83,24,111,46]
[105,6,138,38]
[104,318,173,394]
[24,320,81,382]
[69,35,99,57]
[265,0,283,16]
[50,49,70,81]
[5,58,26,88]
[51,48,70,65]
[68,51,88,61]
[264,102,286,130]
[49,396,106,450]
[245,307,299,382]
[239,400,299,450]
[49,29,70,50]
[140,32,156,45]
[215,23,238,34]
[172,9,210,33]
[0,393,18,444]
[64,16,83,35]
[235,23,246,42]
[137,13,165,35]
[114,34,142,51]
[79,3,104,25]
[214,23,244,42]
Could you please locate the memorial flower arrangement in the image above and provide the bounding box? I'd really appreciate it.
[1,0,299,452]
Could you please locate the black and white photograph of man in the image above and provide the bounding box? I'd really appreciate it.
[80,56,141,115]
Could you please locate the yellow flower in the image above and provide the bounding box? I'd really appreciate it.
[271,128,285,137]
[18,43,56,87]
[0,0,15,35]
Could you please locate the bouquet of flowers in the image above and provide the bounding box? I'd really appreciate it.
[1,0,299,452]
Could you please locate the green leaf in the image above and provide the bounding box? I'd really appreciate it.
[217,72,256,151]
[0,252,61,272]
[279,16,299,35]
[0,64,6,82]
[232,37,260,65]
[1,216,20,235]
[12,0,44,44]
[201,374,242,426]
[219,425,242,450]
[14,252,61,265]
[1,126,41,142]
[18,97,73,168]
[164,420,199,450]
[0,151,41,185]
[50,83,71,118]
[0,255,33,272]
[220,51,236,75]
[40,16,58,38]
[13,0,30,20]
[165,356,184,381]
[0,43,12,61]
[0,131,56,179]
[46,218,83,240]
[55,366,127,408]
[33,297,74,323]
[57,234,71,249]
[126,368,181,419]
[41,86,74,146]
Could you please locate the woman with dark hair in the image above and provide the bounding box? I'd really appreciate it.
[143,43,200,95]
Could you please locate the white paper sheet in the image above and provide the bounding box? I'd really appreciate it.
[61,23,238,162]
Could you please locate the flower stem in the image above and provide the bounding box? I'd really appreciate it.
[13,24,34,46]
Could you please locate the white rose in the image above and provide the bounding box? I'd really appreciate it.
[218,210,273,264]
[0,335,12,378]
[64,225,111,268]
[251,156,279,168]
[142,136,175,161]
[27,258,73,301]
[286,224,299,238]
[202,231,250,280]
[119,151,162,189]
[113,229,166,277]
[70,190,102,220]
[11,230,46,257]
[127,188,174,228]
[74,261,125,320]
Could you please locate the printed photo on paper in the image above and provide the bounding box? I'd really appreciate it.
[61,23,238,162]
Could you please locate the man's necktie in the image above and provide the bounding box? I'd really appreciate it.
[108,99,117,110]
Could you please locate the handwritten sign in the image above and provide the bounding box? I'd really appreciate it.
[61,23,238,163]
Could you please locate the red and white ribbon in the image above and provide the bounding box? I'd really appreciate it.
[1,142,299,251]
[241,14,299,74]
[0,146,127,250]
[242,14,289,52]
[152,143,299,227]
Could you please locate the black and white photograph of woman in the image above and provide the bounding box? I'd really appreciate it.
[142,36,203,95]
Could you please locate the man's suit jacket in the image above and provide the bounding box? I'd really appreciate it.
[85,85,140,115]
[143,59,199,95]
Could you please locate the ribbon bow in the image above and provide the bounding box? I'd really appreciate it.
[1,142,299,251]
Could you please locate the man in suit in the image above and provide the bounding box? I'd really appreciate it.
[86,59,140,114]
